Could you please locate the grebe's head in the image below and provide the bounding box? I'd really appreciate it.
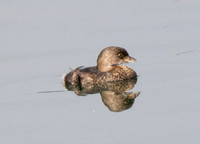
[97,46,136,72]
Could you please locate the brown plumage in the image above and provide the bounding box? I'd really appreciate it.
[63,46,137,88]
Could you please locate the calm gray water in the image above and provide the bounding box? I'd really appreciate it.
[1,0,200,144]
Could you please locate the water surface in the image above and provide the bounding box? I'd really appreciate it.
[0,0,200,144]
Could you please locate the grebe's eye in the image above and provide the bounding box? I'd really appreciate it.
[117,53,124,58]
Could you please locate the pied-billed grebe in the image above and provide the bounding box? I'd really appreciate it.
[63,46,137,87]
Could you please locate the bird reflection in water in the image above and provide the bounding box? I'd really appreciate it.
[64,78,140,112]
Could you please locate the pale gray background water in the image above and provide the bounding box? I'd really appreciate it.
[0,0,200,144]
